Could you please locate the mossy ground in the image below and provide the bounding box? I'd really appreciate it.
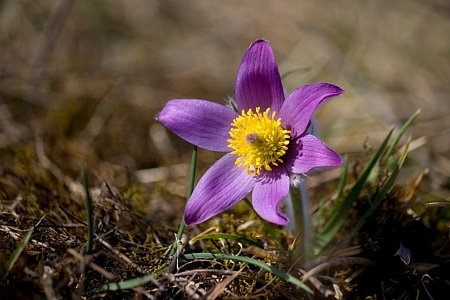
[1,140,448,299]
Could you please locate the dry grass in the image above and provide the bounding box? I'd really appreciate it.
[1,0,449,299]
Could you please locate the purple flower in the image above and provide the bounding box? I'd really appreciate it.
[158,39,343,226]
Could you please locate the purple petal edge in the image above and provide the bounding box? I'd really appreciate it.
[158,99,237,152]
[184,154,255,225]
[251,167,290,226]
[284,134,343,174]
[235,40,285,113]
[280,83,344,137]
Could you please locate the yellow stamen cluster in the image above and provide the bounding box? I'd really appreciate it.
[228,107,291,175]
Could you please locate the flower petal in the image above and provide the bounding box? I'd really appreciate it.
[284,134,343,174]
[251,167,290,226]
[280,83,344,137]
[158,99,237,152]
[235,40,285,112]
[184,154,255,225]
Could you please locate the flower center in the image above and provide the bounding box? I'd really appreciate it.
[227,107,291,175]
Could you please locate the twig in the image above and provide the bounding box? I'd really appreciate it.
[422,274,435,300]
[304,273,334,298]
[35,134,69,182]
[0,225,21,240]
[301,257,375,283]
[67,248,116,280]
[41,266,58,300]
[169,234,188,273]
[58,205,87,225]
[30,239,56,252]
[96,236,147,275]
[164,273,205,299]
[35,134,84,197]
[250,268,277,296]
[205,267,243,300]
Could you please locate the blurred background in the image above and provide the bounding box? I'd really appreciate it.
[1,0,449,196]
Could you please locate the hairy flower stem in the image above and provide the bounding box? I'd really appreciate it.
[170,145,197,257]
[285,180,313,268]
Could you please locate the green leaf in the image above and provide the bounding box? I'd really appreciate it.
[90,274,158,293]
[1,229,33,284]
[183,252,313,294]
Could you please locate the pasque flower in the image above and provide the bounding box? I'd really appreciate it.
[158,39,343,226]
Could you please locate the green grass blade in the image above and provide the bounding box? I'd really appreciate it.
[352,135,412,233]
[312,128,394,255]
[384,109,420,161]
[1,228,33,284]
[183,252,313,294]
[83,168,94,254]
[170,145,197,257]
[90,274,157,293]
[336,157,349,200]
[189,232,264,248]
[312,111,419,254]
[353,165,400,234]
